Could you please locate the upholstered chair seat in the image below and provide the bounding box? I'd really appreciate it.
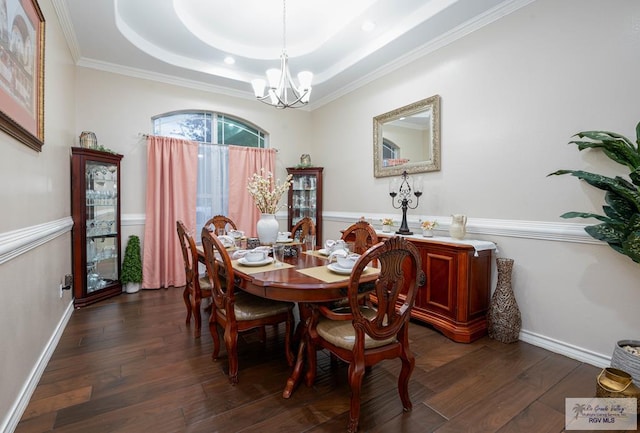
[229,292,294,321]
[316,306,395,350]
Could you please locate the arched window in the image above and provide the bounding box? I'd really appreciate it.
[152,110,269,231]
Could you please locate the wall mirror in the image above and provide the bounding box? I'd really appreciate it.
[373,94,441,178]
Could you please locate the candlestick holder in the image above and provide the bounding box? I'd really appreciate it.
[389,170,422,235]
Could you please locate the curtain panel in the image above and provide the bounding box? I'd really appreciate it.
[228,146,276,237]
[142,136,199,289]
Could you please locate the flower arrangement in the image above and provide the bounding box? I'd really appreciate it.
[247,169,293,214]
[421,220,438,230]
[381,218,394,226]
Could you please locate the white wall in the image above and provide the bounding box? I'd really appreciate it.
[312,0,640,361]
[0,0,77,430]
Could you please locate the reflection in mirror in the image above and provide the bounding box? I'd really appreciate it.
[373,95,441,178]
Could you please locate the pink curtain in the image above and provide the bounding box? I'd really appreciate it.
[228,146,276,237]
[142,136,199,289]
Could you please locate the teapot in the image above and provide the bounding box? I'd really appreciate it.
[449,214,467,240]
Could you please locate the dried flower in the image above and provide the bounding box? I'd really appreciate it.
[421,220,438,230]
[247,169,293,214]
[381,218,394,226]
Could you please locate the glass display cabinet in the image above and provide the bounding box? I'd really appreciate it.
[71,147,123,307]
[287,167,323,246]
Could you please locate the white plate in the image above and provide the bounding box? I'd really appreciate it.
[276,238,294,243]
[238,257,274,267]
[317,248,329,256]
[327,263,367,275]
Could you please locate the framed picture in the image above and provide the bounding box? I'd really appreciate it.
[0,0,44,151]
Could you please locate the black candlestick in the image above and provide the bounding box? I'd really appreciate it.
[389,171,422,235]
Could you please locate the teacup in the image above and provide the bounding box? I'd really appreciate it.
[327,239,347,254]
[277,231,291,241]
[218,235,235,248]
[229,230,244,239]
[245,250,267,262]
[334,253,360,270]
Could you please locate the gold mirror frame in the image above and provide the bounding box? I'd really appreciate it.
[373,95,441,178]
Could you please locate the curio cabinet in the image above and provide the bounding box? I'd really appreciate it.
[287,167,323,246]
[71,147,123,307]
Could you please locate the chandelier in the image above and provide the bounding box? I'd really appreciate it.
[250,0,313,109]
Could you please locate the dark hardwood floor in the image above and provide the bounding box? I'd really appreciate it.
[14,288,624,433]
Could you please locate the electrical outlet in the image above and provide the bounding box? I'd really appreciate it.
[59,283,63,298]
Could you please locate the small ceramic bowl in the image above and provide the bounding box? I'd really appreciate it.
[335,254,359,270]
[277,231,292,241]
[245,250,267,262]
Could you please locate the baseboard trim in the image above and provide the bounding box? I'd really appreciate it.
[519,329,611,368]
[2,299,74,433]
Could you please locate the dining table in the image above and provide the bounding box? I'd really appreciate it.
[197,243,380,398]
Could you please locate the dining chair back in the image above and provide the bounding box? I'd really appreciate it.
[291,216,316,245]
[306,236,426,432]
[176,220,212,338]
[204,215,237,234]
[341,219,378,254]
[201,227,295,384]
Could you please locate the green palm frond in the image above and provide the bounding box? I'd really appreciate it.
[549,121,640,264]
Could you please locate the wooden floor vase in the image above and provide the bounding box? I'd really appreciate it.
[487,258,521,343]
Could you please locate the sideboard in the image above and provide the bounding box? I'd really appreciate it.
[377,233,496,343]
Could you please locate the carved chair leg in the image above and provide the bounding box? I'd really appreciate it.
[398,349,415,410]
[183,286,192,325]
[347,360,365,433]
[284,313,294,366]
[192,298,202,338]
[210,315,220,361]
[225,324,239,384]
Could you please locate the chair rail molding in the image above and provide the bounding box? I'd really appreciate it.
[0,217,74,265]
[323,211,596,244]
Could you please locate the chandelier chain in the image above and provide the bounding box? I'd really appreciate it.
[282,0,287,54]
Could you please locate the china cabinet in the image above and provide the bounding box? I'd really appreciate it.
[287,167,323,246]
[71,147,123,307]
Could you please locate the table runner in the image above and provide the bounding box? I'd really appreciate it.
[297,265,380,283]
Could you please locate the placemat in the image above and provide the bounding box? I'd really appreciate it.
[297,265,380,283]
[232,260,294,275]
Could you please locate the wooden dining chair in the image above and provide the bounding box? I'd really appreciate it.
[200,227,295,384]
[306,236,425,433]
[291,216,316,244]
[341,219,378,254]
[176,220,213,338]
[204,215,237,234]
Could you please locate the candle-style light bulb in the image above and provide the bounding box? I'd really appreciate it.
[389,178,399,197]
[413,176,424,196]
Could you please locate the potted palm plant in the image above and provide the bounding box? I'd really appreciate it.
[549,122,640,382]
[121,235,142,293]
[548,122,640,263]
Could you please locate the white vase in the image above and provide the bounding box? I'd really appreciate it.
[256,213,279,245]
[382,224,391,233]
[422,229,433,237]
